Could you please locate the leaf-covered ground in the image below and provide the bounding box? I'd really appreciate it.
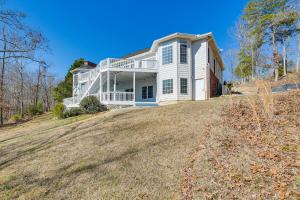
[183,90,300,199]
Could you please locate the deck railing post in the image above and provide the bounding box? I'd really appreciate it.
[114,73,116,101]
[99,71,102,102]
[133,72,136,105]
[107,70,110,102]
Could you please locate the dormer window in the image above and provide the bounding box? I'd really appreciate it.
[162,45,173,65]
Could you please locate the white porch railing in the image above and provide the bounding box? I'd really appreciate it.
[63,97,74,107]
[78,67,101,83]
[100,58,157,71]
[102,92,134,103]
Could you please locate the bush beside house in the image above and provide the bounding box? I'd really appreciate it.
[52,96,107,119]
[52,103,65,119]
[63,107,84,118]
[80,96,107,114]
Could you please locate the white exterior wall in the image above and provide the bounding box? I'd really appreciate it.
[177,39,192,101]
[157,39,178,102]
[191,39,209,99]
[208,43,222,81]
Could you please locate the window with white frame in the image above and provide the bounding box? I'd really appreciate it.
[180,40,188,64]
[180,78,188,94]
[162,45,173,65]
[142,86,154,99]
[163,79,173,94]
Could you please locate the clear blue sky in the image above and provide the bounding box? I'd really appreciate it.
[7,0,249,80]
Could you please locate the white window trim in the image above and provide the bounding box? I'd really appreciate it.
[179,40,188,64]
[142,85,154,99]
[162,45,173,65]
[162,79,173,94]
[180,78,188,95]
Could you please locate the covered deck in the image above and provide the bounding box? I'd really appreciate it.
[100,71,158,106]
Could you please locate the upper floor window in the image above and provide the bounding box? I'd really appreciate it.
[180,41,188,64]
[163,79,173,94]
[162,45,173,65]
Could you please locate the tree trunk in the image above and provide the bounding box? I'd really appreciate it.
[0,29,6,125]
[282,37,287,76]
[251,45,255,80]
[297,35,300,73]
[272,28,279,81]
[20,67,24,117]
[34,64,41,107]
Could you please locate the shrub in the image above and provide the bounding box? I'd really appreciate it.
[52,103,65,119]
[63,107,84,118]
[80,96,107,114]
[10,113,22,123]
[27,101,43,116]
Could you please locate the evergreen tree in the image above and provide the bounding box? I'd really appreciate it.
[235,49,253,80]
[53,58,84,102]
[243,0,299,81]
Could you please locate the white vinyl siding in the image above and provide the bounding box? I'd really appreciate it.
[158,39,178,101]
[192,39,208,100]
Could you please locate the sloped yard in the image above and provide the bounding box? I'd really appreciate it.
[0,90,299,199]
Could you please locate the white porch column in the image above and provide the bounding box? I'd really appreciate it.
[113,73,116,101]
[99,72,102,102]
[107,70,110,102]
[156,73,159,103]
[133,72,136,104]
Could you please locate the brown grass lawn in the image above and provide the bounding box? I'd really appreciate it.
[0,91,299,199]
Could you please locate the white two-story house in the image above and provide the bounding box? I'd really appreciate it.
[63,32,224,108]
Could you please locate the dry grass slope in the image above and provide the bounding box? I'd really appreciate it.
[0,99,226,200]
[0,88,299,199]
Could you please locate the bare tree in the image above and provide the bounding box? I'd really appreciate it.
[0,5,48,125]
[224,48,238,81]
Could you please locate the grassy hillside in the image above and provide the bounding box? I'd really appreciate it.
[0,90,299,199]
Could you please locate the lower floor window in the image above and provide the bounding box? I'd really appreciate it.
[180,78,188,94]
[148,86,153,98]
[142,86,154,99]
[142,87,147,99]
[163,79,173,94]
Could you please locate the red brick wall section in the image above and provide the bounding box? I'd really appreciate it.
[210,69,219,97]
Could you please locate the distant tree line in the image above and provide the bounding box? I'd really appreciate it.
[225,0,300,82]
[0,3,54,125]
